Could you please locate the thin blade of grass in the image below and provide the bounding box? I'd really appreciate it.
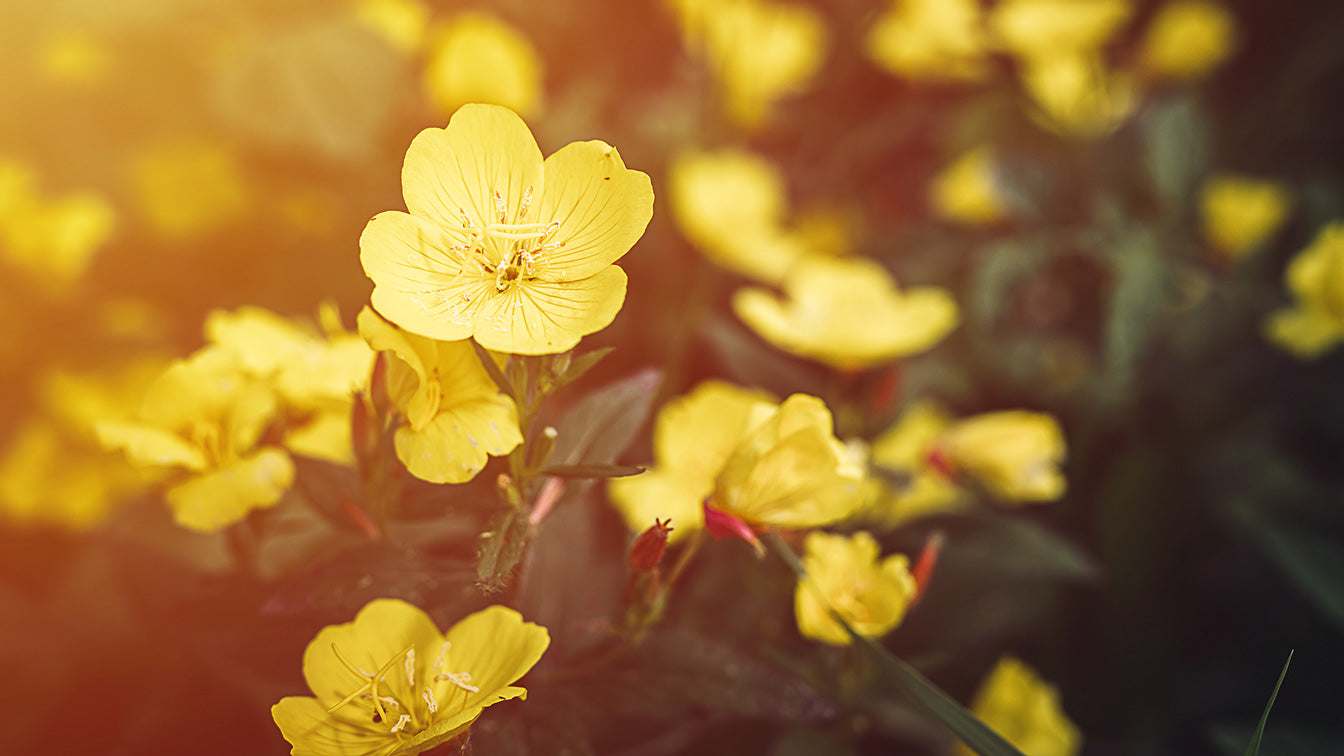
[1244,650,1293,756]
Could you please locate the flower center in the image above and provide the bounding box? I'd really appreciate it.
[450,187,566,293]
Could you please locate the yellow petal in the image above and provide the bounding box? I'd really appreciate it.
[166,448,294,531]
[401,104,544,234]
[955,657,1081,756]
[1263,306,1344,360]
[361,211,481,344]
[303,599,444,717]
[96,421,207,471]
[394,393,522,483]
[273,695,396,756]
[608,468,712,543]
[435,605,550,712]
[655,381,777,481]
[469,266,628,354]
[358,306,444,427]
[1138,0,1237,82]
[532,141,654,281]
[286,411,356,465]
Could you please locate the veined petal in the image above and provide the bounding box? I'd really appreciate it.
[95,421,206,471]
[387,707,482,756]
[273,696,397,756]
[654,381,776,480]
[470,266,627,354]
[532,141,653,281]
[303,599,445,716]
[394,393,521,484]
[433,605,549,712]
[358,306,443,427]
[402,104,543,232]
[165,448,294,531]
[362,211,484,343]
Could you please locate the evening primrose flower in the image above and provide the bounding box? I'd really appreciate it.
[1138,0,1237,82]
[865,0,989,82]
[0,158,115,288]
[794,531,917,645]
[360,104,653,355]
[733,255,959,370]
[936,411,1066,503]
[422,13,543,118]
[929,146,1009,226]
[358,307,522,484]
[1264,222,1344,359]
[865,400,966,526]
[273,599,549,756]
[354,0,430,53]
[1019,53,1137,138]
[988,0,1131,59]
[954,657,1081,756]
[669,0,827,129]
[96,348,293,531]
[668,148,806,285]
[1200,174,1290,261]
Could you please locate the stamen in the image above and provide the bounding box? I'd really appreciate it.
[484,222,555,240]
[433,641,451,676]
[423,688,439,714]
[518,186,533,220]
[390,714,412,733]
[493,191,507,224]
[435,671,480,693]
[405,647,416,689]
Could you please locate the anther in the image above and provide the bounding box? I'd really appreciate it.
[435,671,480,693]
[519,186,533,220]
[390,714,412,733]
[423,688,439,714]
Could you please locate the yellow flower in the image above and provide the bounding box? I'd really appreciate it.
[929,146,1009,226]
[937,410,1066,503]
[1019,53,1137,138]
[273,599,549,756]
[669,0,827,129]
[422,13,543,118]
[954,656,1081,756]
[0,158,115,289]
[865,400,965,526]
[1200,174,1290,260]
[360,104,653,355]
[1138,0,1237,82]
[609,381,776,542]
[358,307,522,484]
[668,148,806,285]
[206,305,375,464]
[795,531,917,645]
[989,0,1132,59]
[96,348,294,532]
[1264,222,1344,359]
[127,138,250,239]
[865,0,989,82]
[733,255,959,370]
[354,0,430,53]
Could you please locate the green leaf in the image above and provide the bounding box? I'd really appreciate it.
[1245,651,1293,756]
[551,368,661,467]
[476,508,532,593]
[1098,228,1169,406]
[470,338,518,402]
[537,463,645,479]
[1141,95,1211,212]
[552,347,614,390]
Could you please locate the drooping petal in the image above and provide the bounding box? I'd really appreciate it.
[272,695,398,756]
[302,599,445,716]
[470,266,627,354]
[531,140,653,281]
[165,448,294,531]
[394,393,521,483]
[362,211,485,344]
[401,103,543,232]
[433,605,549,712]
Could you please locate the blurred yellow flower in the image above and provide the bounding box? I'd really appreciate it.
[358,307,522,484]
[668,148,806,285]
[1200,174,1290,260]
[670,0,827,129]
[865,400,966,526]
[865,0,989,82]
[955,656,1081,756]
[609,381,776,542]
[207,305,375,464]
[97,349,294,532]
[1138,0,1237,82]
[128,138,250,239]
[1265,222,1344,359]
[39,30,110,84]
[733,255,959,370]
[794,530,917,645]
[930,146,1009,225]
[360,104,653,355]
[354,0,430,53]
[937,410,1067,503]
[713,394,866,528]
[0,159,115,289]
[1020,53,1136,138]
[422,13,543,118]
[989,0,1131,59]
[273,599,549,756]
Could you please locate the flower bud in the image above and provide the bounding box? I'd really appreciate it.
[628,518,674,573]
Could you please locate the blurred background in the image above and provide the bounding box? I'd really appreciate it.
[3,0,1344,754]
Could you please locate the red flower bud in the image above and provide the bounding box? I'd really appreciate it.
[702,502,764,557]
[911,531,945,606]
[628,518,674,572]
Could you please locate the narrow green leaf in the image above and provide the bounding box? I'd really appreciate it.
[553,347,615,389]
[470,338,517,401]
[538,463,645,479]
[476,509,531,593]
[1244,650,1293,756]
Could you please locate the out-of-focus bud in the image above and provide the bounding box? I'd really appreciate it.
[527,425,558,471]
[628,518,674,573]
[910,531,945,606]
[496,473,521,508]
[549,350,572,382]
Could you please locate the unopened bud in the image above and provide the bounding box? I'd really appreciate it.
[628,518,674,572]
[527,425,558,471]
[910,531,945,606]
